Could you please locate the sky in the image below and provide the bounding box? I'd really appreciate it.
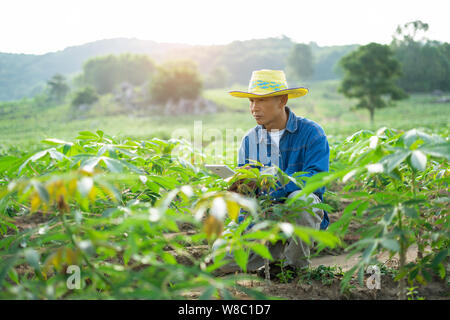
[0,0,449,54]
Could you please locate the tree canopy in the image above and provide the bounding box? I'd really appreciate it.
[82,53,156,94]
[286,43,314,81]
[71,86,99,108]
[47,74,70,103]
[391,20,450,92]
[338,42,408,124]
[149,60,203,104]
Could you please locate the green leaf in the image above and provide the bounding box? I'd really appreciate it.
[78,156,101,171]
[422,269,432,283]
[287,170,349,204]
[18,150,49,174]
[410,150,427,171]
[409,267,419,282]
[101,157,125,173]
[341,265,358,292]
[0,256,18,286]
[402,129,432,148]
[8,269,19,284]
[357,266,365,287]
[381,207,396,225]
[78,240,95,255]
[403,206,419,219]
[30,150,49,162]
[438,264,446,279]
[293,226,312,245]
[311,203,334,212]
[78,130,98,137]
[250,243,272,260]
[24,248,40,269]
[199,286,216,300]
[361,241,377,263]
[31,180,50,203]
[233,249,249,272]
[419,142,450,161]
[0,156,22,173]
[380,238,400,252]
[147,175,178,190]
[63,144,72,155]
[342,200,362,216]
[161,252,177,265]
[432,249,449,268]
[305,228,341,248]
[381,150,411,173]
[42,138,73,146]
[48,148,68,162]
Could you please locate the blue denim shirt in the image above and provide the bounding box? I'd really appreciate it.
[237,105,330,230]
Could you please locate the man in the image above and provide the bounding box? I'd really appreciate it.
[212,69,330,277]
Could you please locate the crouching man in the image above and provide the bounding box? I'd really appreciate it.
[212,69,330,277]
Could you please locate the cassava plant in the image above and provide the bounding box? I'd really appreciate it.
[330,127,449,299]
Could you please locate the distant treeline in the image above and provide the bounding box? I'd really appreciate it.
[393,40,450,92]
[0,37,356,101]
[0,24,449,101]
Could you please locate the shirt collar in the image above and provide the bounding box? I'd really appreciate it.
[256,105,298,143]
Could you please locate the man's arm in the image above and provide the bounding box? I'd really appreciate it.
[269,133,330,200]
[229,135,258,195]
[237,135,249,167]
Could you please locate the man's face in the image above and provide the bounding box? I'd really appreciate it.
[248,95,286,127]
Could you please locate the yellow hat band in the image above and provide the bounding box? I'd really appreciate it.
[249,80,288,92]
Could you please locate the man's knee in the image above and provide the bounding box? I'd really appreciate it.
[286,191,324,224]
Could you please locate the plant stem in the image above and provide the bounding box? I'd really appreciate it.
[264,240,271,284]
[264,257,270,283]
[60,212,112,287]
[28,162,40,176]
[412,171,423,260]
[397,206,406,300]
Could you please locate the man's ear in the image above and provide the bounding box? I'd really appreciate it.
[278,94,288,108]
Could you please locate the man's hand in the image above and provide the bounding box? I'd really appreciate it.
[227,165,258,196]
[228,178,258,195]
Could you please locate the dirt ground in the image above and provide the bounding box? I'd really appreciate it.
[231,273,448,300]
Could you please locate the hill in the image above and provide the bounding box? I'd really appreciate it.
[0,37,357,101]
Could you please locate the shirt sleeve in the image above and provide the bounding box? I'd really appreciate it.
[237,135,248,167]
[269,133,330,200]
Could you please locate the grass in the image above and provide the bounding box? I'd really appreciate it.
[0,80,449,154]
[297,265,344,286]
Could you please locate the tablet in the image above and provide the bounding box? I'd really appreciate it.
[205,164,236,179]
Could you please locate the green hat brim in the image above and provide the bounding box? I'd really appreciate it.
[228,87,308,99]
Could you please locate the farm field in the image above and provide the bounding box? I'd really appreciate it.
[1,80,449,152]
[0,80,449,300]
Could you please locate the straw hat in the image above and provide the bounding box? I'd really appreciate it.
[228,69,308,99]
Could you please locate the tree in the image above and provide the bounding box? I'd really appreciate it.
[338,43,408,124]
[204,66,230,89]
[150,59,203,104]
[392,20,429,46]
[82,54,156,94]
[71,86,99,108]
[390,21,450,92]
[47,74,70,103]
[286,43,314,81]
